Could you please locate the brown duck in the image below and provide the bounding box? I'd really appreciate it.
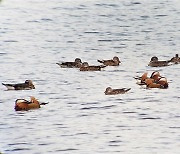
[2,80,35,90]
[104,87,131,95]
[56,58,82,68]
[97,56,120,66]
[148,56,171,67]
[80,62,106,71]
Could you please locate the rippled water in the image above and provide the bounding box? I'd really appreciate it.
[0,0,180,153]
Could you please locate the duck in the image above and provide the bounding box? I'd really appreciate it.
[145,77,168,89]
[148,56,171,67]
[156,77,168,88]
[2,80,35,90]
[170,54,180,64]
[104,87,131,95]
[145,79,163,88]
[15,97,48,111]
[135,71,161,85]
[149,71,162,82]
[56,58,82,68]
[80,62,106,71]
[97,56,120,66]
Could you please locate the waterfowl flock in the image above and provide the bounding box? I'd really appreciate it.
[1,54,179,111]
[148,54,180,67]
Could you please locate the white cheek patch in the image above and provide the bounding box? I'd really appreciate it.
[159,78,167,82]
[16,99,26,103]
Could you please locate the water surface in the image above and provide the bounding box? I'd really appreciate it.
[0,0,180,153]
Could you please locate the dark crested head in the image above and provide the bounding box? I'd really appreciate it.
[105,87,112,93]
[25,80,35,88]
[82,62,89,67]
[150,56,158,62]
[75,58,82,63]
[113,56,120,62]
[25,80,31,84]
[150,71,160,78]
[175,54,179,58]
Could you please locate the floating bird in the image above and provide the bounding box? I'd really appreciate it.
[145,79,163,88]
[97,56,120,66]
[80,62,106,71]
[170,54,180,64]
[2,80,35,90]
[104,87,131,95]
[135,71,161,85]
[15,96,48,111]
[148,56,171,67]
[150,71,162,82]
[56,58,82,68]
[156,77,168,88]
[145,77,168,89]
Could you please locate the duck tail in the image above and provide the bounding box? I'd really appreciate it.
[133,76,141,80]
[97,60,103,63]
[2,83,6,86]
[56,63,61,66]
[40,102,49,105]
[125,88,131,92]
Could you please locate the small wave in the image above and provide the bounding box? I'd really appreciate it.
[131,2,141,5]
[55,148,78,152]
[84,31,100,34]
[41,18,53,22]
[109,140,123,143]
[4,40,18,42]
[140,117,161,120]
[7,148,31,152]
[122,111,137,114]
[155,14,168,17]
[169,126,180,129]
[80,105,116,110]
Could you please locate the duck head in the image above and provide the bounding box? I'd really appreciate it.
[30,96,40,104]
[104,87,113,94]
[81,62,89,67]
[150,71,161,81]
[150,56,158,62]
[25,80,35,89]
[75,58,82,63]
[113,56,120,63]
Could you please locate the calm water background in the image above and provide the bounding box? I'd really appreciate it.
[0,0,180,153]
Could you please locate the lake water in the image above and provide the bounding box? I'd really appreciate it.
[0,0,180,153]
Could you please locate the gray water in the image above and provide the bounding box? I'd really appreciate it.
[0,0,180,153]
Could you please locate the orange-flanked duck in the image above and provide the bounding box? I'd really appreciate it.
[56,58,82,68]
[145,77,168,89]
[135,71,161,85]
[2,80,35,90]
[150,71,161,82]
[97,56,120,66]
[145,79,163,88]
[156,77,168,88]
[15,97,48,111]
[135,71,168,89]
[104,87,131,95]
[80,62,106,71]
[148,56,171,67]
